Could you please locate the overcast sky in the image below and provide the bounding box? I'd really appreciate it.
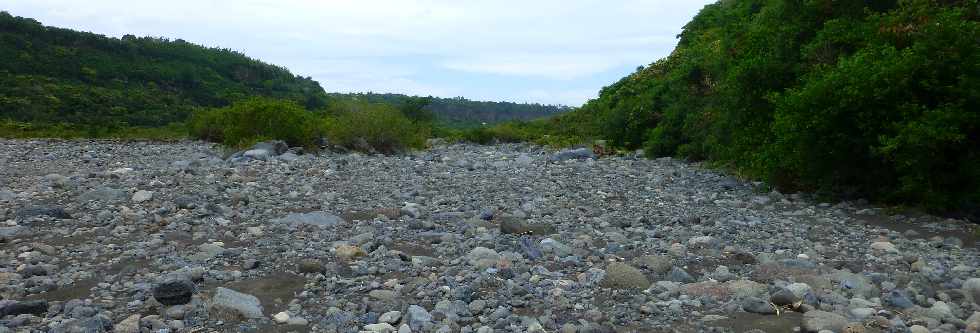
[4,1,713,105]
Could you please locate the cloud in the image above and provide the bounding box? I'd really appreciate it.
[3,0,715,105]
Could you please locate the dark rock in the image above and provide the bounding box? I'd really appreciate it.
[0,300,48,317]
[16,206,71,219]
[741,297,776,314]
[770,288,799,306]
[152,276,196,306]
[242,259,260,270]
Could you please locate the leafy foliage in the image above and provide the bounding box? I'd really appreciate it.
[188,98,323,148]
[553,0,979,214]
[324,102,428,154]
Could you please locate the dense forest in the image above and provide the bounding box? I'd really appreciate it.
[0,11,329,131]
[546,0,978,215]
[329,93,570,127]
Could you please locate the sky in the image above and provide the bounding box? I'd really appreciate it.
[3,1,714,106]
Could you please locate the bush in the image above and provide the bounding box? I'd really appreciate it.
[188,97,323,148]
[325,102,427,154]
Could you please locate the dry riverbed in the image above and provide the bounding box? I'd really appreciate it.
[1,139,978,333]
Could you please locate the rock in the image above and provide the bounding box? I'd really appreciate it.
[540,238,573,256]
[579,268,607,287]
[16,206,71,219]
[0,226,27,240]
[742,297,776,314]
[726,279,768,300]
[114,314,141,333]
[243,149,271,160]
[152,276,196,306]
[369,290,398,302]
[131,190,153,203]
[405,305,433,331]
[870,241,899,254]
[400,203,422,218]
[251,141,288,155]
[274,212,343,228]
[924,301,952,320]
[666,266,695,283]
[963,278,980,304]
[884,289,915,309]
[600,262,651,290]
[909,325,929,333]
[274,311,290,323]
[174,195,198,209]
[551,148,596,161]
[843,323,866,333]
[519,236,543,260]
[467,247,500,269]
[364,323,397,333]
[297,259,324,273]
[335,245,367,261]
[802,310,848,333]
[242,259,260,270]
[499,216,555,235]
[78,186,127,203]
[210,287,264,319]
[636,255,673,274]
[770,288,799,306]
[0,300,48,317]
[379,311,402,324]
[849,307,875,320]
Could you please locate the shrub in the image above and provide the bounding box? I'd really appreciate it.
[188,97,323,148]
[325,102,427,154]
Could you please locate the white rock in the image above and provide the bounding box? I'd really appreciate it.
[273,311,290,323]
[870,241,899,253]
[364,323,397,333]
[132,190,153,203]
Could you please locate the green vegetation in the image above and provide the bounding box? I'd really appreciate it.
[188,97,323,148]
[188,97,428,153]
[325,102,428,153]
[329,93,569,127]
[0,11,326,133]
[544,0,979,214]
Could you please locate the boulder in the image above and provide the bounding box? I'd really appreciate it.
[600,262,651,290]
[210,287,264,319]
[802,310,848,333]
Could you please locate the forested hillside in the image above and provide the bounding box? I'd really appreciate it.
[329,93,570,127]
[0,11,328,130]
[556,0,979,215]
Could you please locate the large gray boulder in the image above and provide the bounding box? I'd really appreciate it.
[210,287,264,320]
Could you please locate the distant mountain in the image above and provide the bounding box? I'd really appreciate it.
[0,11,328,128]
[329,93,571,127]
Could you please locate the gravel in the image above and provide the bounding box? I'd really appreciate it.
[0,139,978,332]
